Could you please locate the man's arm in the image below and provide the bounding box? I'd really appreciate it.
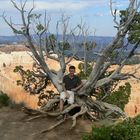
[71,81,83,92]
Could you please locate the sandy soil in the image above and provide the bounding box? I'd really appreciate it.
[0,107,92,140]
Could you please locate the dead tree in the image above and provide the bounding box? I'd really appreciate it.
[3,0,140,131]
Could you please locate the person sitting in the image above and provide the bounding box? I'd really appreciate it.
[60,65,83,112]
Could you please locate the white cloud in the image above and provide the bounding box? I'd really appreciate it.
[93,12,104,17]
[0,0,130,12]
[34,1,89,10]
[35,0,109,11]
[109,0,129,9]
[0,0,108,11]
[93,11,112,17]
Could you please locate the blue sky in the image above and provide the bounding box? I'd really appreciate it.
[0,0,129,37]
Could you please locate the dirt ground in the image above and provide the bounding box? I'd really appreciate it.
[0,107,92,140]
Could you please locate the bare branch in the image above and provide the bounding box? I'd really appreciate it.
[27,2,35,28]
[125,73,140,80]
[22,0,28,9]
[2,13,24,34]
[11,0,22,12]
[109,0,119,26]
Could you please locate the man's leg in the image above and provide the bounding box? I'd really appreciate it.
[67,91,74,104]
[60,99,64,112]
[60,92,65,112]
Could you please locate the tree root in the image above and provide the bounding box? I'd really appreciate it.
[40,98,60,111]
[33,105,87,135]
[71,105,87,129]
[86,97,128,119]
[26,114,47,121]
[22,107,44,115]
[87,111,98,121]
[38,119,66,134]
[102,102,128,118]
[45,104,80,117]
[22,96,128,134]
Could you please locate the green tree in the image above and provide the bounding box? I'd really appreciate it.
[120,10,140,44]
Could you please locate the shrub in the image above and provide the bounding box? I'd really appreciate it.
[103,82,131,110]
[78,62,92,79]
[0,91,10,107]
[82,115,140,140]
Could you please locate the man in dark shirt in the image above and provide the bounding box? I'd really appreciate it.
[60,65,83,111]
